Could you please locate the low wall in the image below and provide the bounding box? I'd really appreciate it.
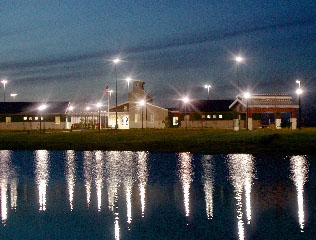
[0,122,67,130]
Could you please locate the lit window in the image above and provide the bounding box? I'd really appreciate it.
[29,117,32,120]
[173,117,178,126]
[149,114,154,122]
[135,114,140,123]
[207,115,211,119]
[55,116,60,124]
[202,115,205,119]
[219,115,223,119]
[41,117,44,120]
[213,115,217,119]
[6,117,11,123]
[23,117,27,120]
[35,117,38,120]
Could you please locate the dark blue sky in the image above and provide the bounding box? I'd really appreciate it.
[1,0,316,110]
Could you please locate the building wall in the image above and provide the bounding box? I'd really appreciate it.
[108,113,129,129]
[179,119,261,129]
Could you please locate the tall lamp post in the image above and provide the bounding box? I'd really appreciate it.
[38,104,47,133]
[96,102,102,133]
[112,58,121,130]
[139,99,145,130]
[204,84,211,100]
[182,97,190,130]
[1,80,8,102]
[107,89,113,128]
[296,80,303,130]
[244,92,251,130]
[10,93,18,101]
[234,56,244,94]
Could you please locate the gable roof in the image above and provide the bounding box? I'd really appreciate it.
[179,100,234,113]
[0,102,70,114]
[229,94,299,109]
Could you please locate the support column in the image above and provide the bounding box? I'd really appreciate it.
[247,110,253,131]
[275,112,281,129]
[290,110,297,130]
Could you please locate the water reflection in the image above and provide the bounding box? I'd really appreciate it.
[10,175,18,210]
[35,150,50,211]
[95,151,104,212]
[0,150,11,224]
[178,152,193,217]
[228,154,255,240]
[66,150,76,211]
[137,151,148,217]
[83,151,93,208]
[202,155,214,219]
[106,151,121,212]
[290,155,309,232]
[123,152,134,225]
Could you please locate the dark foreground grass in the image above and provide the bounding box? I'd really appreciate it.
[0,128,315,154]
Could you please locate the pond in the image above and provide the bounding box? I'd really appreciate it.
[0,151,315,239]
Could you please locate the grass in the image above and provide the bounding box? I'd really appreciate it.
[0,128,315,154]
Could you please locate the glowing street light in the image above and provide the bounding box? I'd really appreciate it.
[235,56,244,63]
[112,58,121,130]
[68,106,74,111]
[1,79,8,102]
[204,85,212,100]
[86,106,90,111]
[244,92,251,130]
[10,93,18,101]
[296,80,303,130]
[38,104,48,133]
[182,97,190,130]
[138,99,146,129]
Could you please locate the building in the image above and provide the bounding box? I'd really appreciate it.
[0,102,70,130]
[173,100,235,128]
[229,94,299,130]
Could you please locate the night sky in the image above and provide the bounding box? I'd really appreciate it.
[1,1,316,116]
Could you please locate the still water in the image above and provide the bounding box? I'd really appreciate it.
[0,151,315,239]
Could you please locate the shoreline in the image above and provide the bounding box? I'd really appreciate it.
[0,128,315,154]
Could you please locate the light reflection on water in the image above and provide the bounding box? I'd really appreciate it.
[202,155,214,219]
[178,152,193,217]
[227,154,255,240]
[0,151,314,240]
[35,150,49,211]
[290,155,308,232]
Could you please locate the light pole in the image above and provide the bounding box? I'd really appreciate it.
[107,89,113,128]
[96,102,102,133]
[234,56,244,94]
[244,92,251,130]
[112,58,121,130]
[296,80,303,130]
[1,80,8,102]
[10,93,18,101]
[38,104,47,133]
[204,85,211,100]
[139,99,145,130]
[182,97,190,130]
[125,77,132,91]
[67,105,74,130]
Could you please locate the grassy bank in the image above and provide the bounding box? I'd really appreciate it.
[0,128,315,154]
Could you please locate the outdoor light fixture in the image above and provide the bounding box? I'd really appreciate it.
[68,106,74,111]
[1,79,8,102]
[96,102,102,108]
[112,58,121,64]
[296,88,303,95]
[182,97,190,103]
[235,56,244,63]
[139,99,145,106]
[10,93,18,101]
[244,92,251,99]
[86,106,90,111]
[125,77,132,90]
[38,104,48,111]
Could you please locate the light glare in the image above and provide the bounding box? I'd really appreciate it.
[296,89,303,95]
[38,104,47,111]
